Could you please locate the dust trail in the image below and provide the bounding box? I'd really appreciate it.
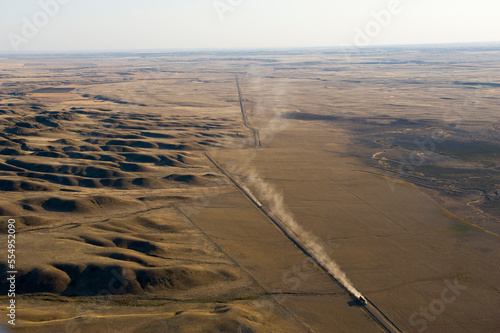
[244,170,362,298]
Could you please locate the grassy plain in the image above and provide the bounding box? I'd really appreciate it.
[0,46,499,332]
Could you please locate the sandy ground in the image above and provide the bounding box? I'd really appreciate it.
[0,46,499,332]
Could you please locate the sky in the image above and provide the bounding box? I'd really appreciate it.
[0,0,499,52]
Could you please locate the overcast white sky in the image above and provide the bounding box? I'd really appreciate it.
[0,0,499,52]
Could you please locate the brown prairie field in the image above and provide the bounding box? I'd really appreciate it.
[0,46,499,332]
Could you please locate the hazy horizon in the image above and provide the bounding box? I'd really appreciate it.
[2,41,500,56]
[1,0,499,52]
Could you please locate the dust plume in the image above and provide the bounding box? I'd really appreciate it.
[244,170,362,298]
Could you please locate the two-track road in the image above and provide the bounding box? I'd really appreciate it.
[235,76,261,147]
